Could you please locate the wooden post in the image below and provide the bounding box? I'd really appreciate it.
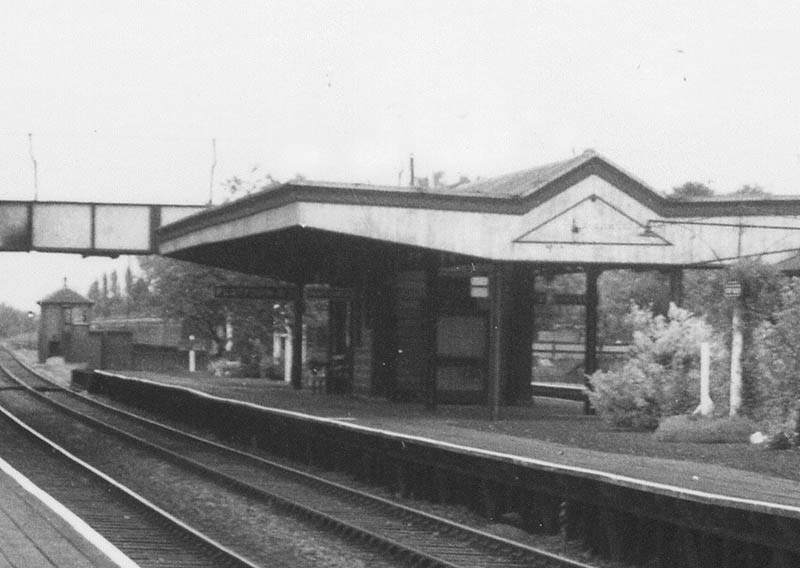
[584,268,601,414]
[489,263,505,421]
[291,283,305,390]
[422,252,439,410]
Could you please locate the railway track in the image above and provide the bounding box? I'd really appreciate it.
[0,347,600,568]
[0,383,260,567]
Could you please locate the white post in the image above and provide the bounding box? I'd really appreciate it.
[283,335,292,383]
[225,313,233,359]
[694,341,714,416]
[729,301,744,416]
[188,335,196,373]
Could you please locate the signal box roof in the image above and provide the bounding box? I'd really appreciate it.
[39,286,93,306]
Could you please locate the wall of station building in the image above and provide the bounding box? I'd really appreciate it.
[351,266,530,405]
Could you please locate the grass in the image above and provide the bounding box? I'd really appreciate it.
[654,414,756,443]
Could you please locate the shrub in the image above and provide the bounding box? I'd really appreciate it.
[654,415,755,443]
[588,303,727,430]
[752,279,800,444]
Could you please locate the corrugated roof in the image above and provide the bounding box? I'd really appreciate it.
[39,287,93,305]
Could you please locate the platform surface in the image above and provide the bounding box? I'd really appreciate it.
[0,458,135,568]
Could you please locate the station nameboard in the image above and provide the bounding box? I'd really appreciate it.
[305,287,354,300]
[213,285,354,301]
[214,285,298,300]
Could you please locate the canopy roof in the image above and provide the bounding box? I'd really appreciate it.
[158,150,800,279]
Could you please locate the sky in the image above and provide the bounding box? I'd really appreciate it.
[1,1,800,310]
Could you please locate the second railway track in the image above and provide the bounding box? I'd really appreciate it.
[0,347,598,568]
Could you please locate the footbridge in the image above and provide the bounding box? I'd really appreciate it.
[0,201,204,256]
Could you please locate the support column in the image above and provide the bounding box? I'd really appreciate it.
[291,283,305,390]
[489,263,507,420]
[505,264,536,403]
[422,252,439,411]
[371,256,397,397]
[584,267,601,414]
[668,268,684,307]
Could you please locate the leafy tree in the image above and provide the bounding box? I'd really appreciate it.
[0,303,37,338]
[128,276,152,312]
[137,255,286,357]
[87,279,101,305]
[124,267,135,297]
[110,270,120,299]
[220,166,281,202]
[108,270,123,314]
[668,181,714,200]
[730,184,769,197]
[754,280,800,442]
[599,270,671,341]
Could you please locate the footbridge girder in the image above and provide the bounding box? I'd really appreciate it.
[0,200,204,256]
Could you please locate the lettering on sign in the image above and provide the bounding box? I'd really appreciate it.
[724,280,742,299]
[213,285,355,301]
[213,285,298,301]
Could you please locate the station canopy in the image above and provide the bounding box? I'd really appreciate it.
[157,150,800,279]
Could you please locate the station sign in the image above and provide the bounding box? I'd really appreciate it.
[213,285,354,301]
[214,285,298,301]
[724,280,742,299]
[305,287,354,300]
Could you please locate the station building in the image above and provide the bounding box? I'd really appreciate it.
[155,150,800,411]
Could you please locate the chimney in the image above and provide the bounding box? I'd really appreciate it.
[409,154,415,188]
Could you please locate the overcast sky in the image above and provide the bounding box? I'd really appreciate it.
[2,1,800,310]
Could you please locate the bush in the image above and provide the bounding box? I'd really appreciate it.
[654,415,755,443]
[588,303,728,430]
[752,279,800,444]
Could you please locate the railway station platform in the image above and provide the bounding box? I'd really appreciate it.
[14,349,800,566]
[0,457,134,568]
[15,346,800,513]
[65,365,800,514]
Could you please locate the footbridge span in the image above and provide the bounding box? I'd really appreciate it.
[0,201,204,256]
